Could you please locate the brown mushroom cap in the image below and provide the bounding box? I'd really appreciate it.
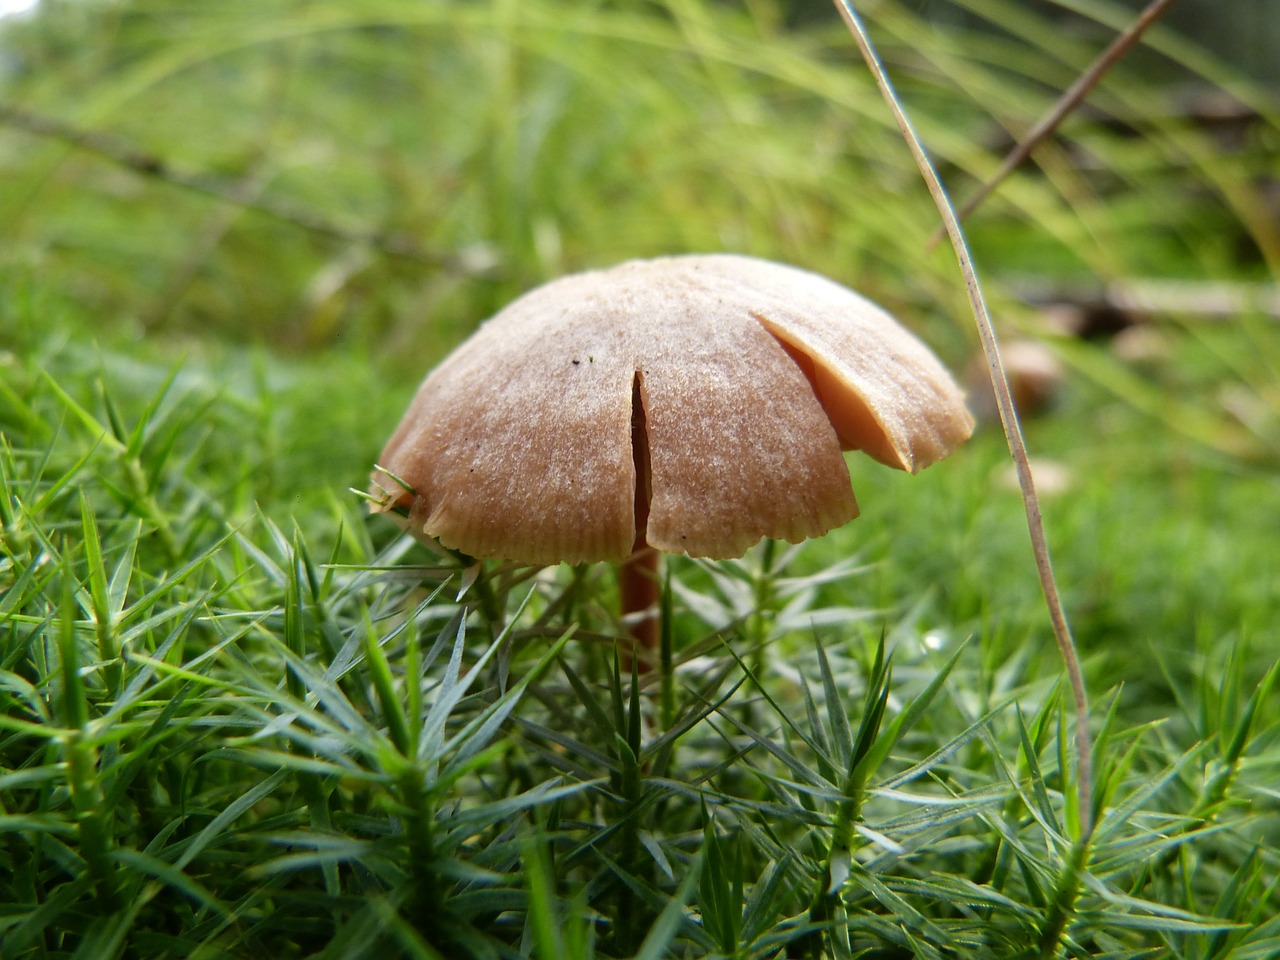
[373,254,974,565]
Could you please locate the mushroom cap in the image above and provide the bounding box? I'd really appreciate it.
[373,254,974,565]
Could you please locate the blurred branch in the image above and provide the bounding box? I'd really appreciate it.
[0,103,496,275]
[1019,277,1280,326]
[929,0,1177,247]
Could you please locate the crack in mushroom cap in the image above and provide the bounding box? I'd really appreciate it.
[373,254,974,565]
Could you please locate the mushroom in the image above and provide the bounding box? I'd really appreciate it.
[371,254,973,656]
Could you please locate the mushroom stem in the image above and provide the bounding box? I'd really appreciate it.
[619,538,660,671]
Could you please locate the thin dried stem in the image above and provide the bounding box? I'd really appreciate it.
[929,0,1177,247]
[831,0,1094,839]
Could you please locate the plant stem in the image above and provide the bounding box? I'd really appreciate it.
[1039,834,1090,958]
[830,0,1094,840]
[59,568,119,910]
[659,565,675,727]
[401,769,441,927]
[612,656,646,953]
[748,538,776,669]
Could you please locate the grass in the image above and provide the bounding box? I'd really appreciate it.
[2,0,1279,957]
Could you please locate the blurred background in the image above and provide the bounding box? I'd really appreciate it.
[1,0,1276,374]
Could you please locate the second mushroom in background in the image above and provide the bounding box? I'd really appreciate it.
[371,254,975,658]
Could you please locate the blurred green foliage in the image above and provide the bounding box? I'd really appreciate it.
[2,0,1275,372]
